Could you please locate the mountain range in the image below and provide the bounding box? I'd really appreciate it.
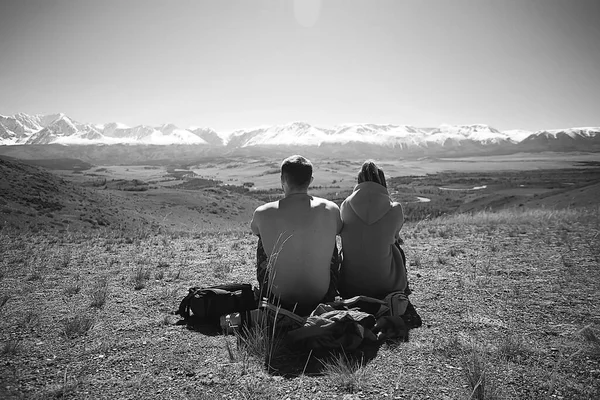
[1,112,599,157]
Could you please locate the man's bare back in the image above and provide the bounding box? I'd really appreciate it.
[250,156,342,313]
[251,194,342,310]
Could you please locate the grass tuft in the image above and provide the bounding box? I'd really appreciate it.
[321,352,369,393]
[236,321,283,368]
[21,310,40,331]
[0,294,9,308]
[497,334,528,361]
[90,276,109,308]
[64,281,81,297]
[463,345,498,400]
[45,368,80,399]
[579,325,600,353]
[63,315,94,339]
[133,266,151,290]
[2,338,21,355]
[213,260,232,279]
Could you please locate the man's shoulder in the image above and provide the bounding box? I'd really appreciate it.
[311,196,340,210]
[254,200,280,213]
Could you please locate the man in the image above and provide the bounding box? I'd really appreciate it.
[250,155,343,316]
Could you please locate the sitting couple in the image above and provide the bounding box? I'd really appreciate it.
[251,155,411,318]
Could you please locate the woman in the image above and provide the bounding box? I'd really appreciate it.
[338,161,408,299]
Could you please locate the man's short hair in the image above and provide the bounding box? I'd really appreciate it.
[281,155,313,189]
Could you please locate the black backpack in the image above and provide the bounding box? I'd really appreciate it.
[176,283,257,327]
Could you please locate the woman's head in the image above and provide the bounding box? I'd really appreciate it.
[357,160,386,188]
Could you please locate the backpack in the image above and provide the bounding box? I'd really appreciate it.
[176,283,257,327]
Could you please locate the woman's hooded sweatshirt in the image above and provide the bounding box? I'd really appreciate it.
[338,181,407,298]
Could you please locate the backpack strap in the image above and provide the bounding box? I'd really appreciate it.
[176,287,201,319]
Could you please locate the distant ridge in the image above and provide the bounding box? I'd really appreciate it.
[1,112,599,157]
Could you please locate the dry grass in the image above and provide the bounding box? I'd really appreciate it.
[132,266,151,290]
[62,314,95,338]
[0,207,599,398]
[321,352,370,393]
[89,276,109,308]
[463,345,498,400]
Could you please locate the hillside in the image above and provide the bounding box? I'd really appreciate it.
[0,156,139,233]
[0,156,262,234]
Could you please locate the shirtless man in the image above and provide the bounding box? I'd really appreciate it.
[250,155,343,315]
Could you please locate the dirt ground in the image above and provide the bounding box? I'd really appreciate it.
[1,155,599,399]
[1,207,599,399]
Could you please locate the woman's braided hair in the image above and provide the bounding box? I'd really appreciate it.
[357,160,387,188]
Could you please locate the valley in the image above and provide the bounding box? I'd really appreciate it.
[2,151,598,233]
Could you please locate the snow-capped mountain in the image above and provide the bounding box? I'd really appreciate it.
[224,122,536,150]
[0,113,210,145]
[189,127,224,146]
[0,113,598,156]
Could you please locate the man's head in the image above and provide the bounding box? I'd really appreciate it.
[358,160,387,188]
[281,155,313,191]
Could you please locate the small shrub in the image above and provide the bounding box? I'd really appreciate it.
[161,287,178,300]
[449,247,464,257]
[321,352,369,394]
[497,334,528,361]
[561,254,574,269]
[579,325,600,354]
[0,294,9,309]
[236,381,279,400]
[63,315,94,338]
[21,310,40,331]
[409,254,422,268]
[438,227,453,239]
[56,252,71,269]
[463,346,497,400]
[45,370,80,398]
[64,282,81,297]
[2,339,21,355]
[235,319,284,369]
[213,260,232,279]
[433,335,463,358]
[133,267,151,290]
[90,277,108,308]
[26,270,44,282]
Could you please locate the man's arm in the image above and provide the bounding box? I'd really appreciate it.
[250,208,261,236]
[334,203,343,235]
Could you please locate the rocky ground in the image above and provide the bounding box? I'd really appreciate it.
[1,206,599,399]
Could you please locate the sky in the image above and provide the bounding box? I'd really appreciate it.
[0,0,599,132]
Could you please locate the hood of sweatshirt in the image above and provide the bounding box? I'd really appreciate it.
[343,181,391,225]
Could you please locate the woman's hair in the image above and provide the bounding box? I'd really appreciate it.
[357,160,387,188]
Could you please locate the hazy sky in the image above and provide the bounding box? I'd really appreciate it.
[1,0,599,132]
